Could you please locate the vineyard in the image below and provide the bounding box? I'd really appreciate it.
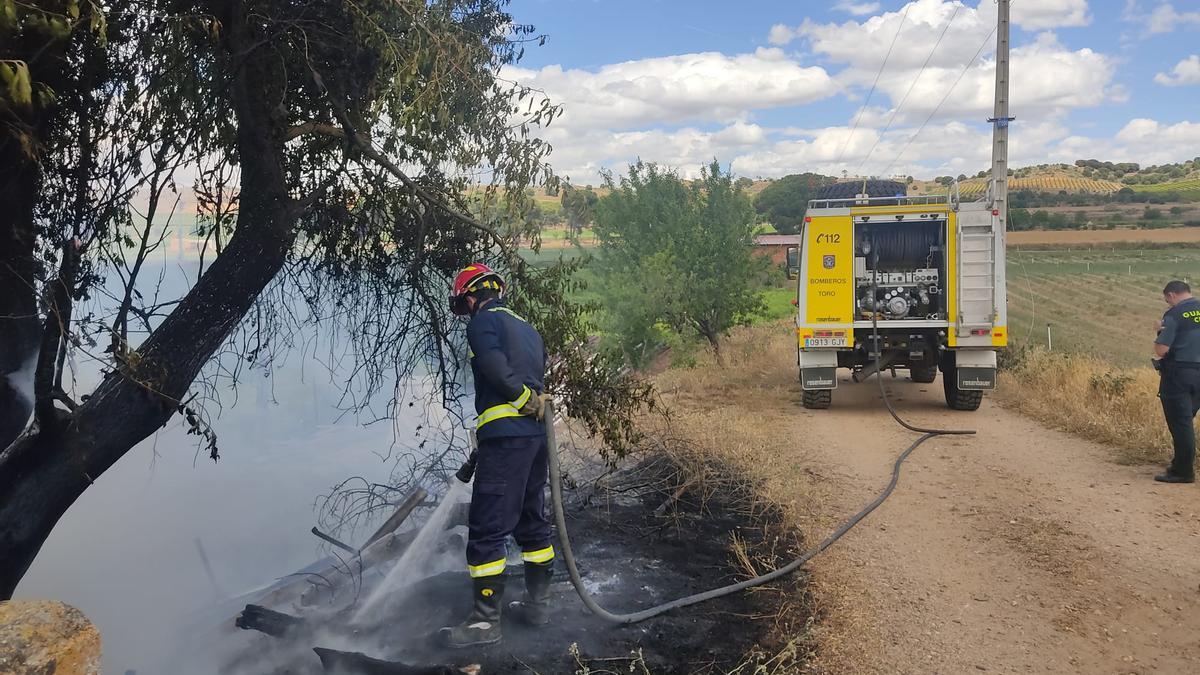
[1130,178,1200,196]
[958,175,1123,195]
[1005,248,1200,366]
[953,175,1200,198]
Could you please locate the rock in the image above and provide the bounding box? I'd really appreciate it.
[0,600,101,675]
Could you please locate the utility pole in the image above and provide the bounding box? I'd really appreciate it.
[988,0,1013,227]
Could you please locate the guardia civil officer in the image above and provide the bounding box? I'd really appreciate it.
[439,263,555,648]
[1153,279,1200,484]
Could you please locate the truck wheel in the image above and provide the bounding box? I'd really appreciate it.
[814,180,907,202]
[910,364,938,383]
[943,371,983,411]
[802,389,832,409]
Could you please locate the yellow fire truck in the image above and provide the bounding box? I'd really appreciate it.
[794,180,1006,411]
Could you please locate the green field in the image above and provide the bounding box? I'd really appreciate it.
[1130,178,1200,193]
[1128,178,1200,201]
[1006,248,1200,367]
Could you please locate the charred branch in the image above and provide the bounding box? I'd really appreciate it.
[235,604,308,639]
[313,648,474,675]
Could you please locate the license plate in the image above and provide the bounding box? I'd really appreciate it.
[805,337,848,348]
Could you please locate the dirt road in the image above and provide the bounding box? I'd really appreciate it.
[658,335,1200,674]
[776,375,1200,674]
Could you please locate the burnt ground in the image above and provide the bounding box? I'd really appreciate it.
[223,455,814,675]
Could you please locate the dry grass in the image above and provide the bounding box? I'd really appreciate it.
[644,324,842,673]
[650,326,818,524]
[997,348,1172,465]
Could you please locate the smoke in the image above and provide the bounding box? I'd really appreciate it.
[5,349,38,406]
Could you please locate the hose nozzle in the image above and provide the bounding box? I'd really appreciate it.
[455,451,478,484]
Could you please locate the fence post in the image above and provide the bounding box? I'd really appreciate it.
[1046,323,1053,351]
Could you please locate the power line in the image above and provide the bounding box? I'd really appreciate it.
[833,2,914,167]
[856,4,961,176]
[879,24,997,177]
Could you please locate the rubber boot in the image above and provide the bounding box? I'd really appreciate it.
[439,576,504,648]
[507,561,553,626]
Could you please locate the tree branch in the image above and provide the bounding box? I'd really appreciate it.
[33,240,81,426]
[299,68,505,246]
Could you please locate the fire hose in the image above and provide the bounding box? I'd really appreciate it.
[542,269,975,624]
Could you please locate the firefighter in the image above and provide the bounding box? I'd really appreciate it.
[439,263,555,648]
[1153,279,1200,484]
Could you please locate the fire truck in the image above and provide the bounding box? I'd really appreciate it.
[793,180,1006,410]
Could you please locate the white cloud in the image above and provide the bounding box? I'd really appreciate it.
[497,0,1185,184]
[1155,55,1200,86]
[767,24,795,45]
[773,0,1091,49]
[1014,0,1091,30]
[797,0,996,71]
[1125,2,1200,35]
[507,48,837,133]
[532,121,775,184]
[1116,118,1200,147]
[797,2,1116,124]
[835,1,883,16]
[1147,3,1200,33]
[1041,118,1200,167]
[537,112,1200,185]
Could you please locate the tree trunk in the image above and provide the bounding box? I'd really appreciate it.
[696,320,724,367]
[0,151,42,451]
[0,12,297,599]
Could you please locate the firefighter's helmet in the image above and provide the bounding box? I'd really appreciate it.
[449,263,505,315]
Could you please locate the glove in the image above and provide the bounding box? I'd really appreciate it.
[518,392,553,421]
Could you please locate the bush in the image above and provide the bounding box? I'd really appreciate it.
[1089,372,1134,398]
[997,343,1031,371]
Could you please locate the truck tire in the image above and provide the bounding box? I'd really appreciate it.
[802,389,832,409]
[910,363,938,383]
[942,370,983,411]
[814,180,907,202]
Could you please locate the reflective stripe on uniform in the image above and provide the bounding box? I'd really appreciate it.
[522,545,555,564]
[468,558,507,578]
[488,306,527,323]
[476,385,533,429]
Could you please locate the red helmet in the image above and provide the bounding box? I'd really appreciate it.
[449,263,505,315]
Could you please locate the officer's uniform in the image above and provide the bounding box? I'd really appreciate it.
[1156,296,1200,479]
[464,300,554,578]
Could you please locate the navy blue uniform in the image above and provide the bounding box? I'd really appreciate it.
[464,301,554,578]
[1157,297,1200,479]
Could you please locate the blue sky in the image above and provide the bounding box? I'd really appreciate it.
[505,0,1200,182]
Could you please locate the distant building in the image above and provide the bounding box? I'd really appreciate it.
[752,234,802,265]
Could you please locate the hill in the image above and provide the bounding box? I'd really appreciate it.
[911,160,1200,199]
[527,159,1200,229]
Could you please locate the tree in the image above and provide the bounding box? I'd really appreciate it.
[0,0,653,598]
[593,160,767,365]
[560,185,598,237]
[751,172,832,234]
